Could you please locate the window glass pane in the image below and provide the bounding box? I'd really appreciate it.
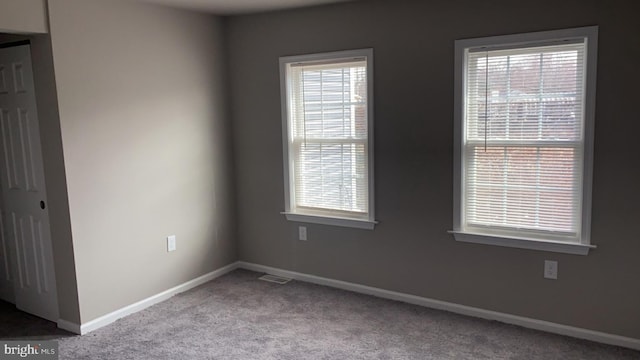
[465,146,580,234]
[466,44,584,143]
[295,142,367,213]
[292,63,367,140]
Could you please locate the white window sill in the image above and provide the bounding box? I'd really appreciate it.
[448,230,595,255]
[282,212,377,230]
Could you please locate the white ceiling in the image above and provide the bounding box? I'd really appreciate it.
[137,0,355,15]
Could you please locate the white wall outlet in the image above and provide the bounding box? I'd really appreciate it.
[544,260,558,279]
[167,235,177,252]
[298,226,307,241]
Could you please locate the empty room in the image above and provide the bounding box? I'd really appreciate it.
[0,0,639,358]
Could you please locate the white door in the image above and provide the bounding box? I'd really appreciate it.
[0,44,58,322]
[0,188,16,303]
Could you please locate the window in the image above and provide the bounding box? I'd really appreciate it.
[452,27,598,255]
[279,49,375,229]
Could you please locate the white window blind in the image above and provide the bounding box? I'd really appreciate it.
[463,41,587,242]
[280,49,374,228]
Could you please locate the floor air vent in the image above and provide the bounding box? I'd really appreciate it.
[259,274,292,284]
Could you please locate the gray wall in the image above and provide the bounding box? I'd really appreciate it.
[227,0,640,339]
[47,0,236,323]
[0,0,48,34]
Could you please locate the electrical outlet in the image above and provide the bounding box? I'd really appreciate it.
[298,226,307,241]
[544,260,558,279]
[167,235,177,252]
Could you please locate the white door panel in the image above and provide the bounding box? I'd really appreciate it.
[0,204,16,303]
[0,44,58,321]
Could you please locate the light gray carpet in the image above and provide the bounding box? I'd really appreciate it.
[4,269,640,359]
[0,300,72,340]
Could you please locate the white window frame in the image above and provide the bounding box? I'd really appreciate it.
[279,49,376,230]
[451,27,598,255]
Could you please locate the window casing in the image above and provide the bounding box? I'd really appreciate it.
[280,49,375,229]
[452,27,598,255]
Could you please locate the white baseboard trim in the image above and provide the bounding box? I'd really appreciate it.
[237,261,640,351]
[64,262,239,335]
